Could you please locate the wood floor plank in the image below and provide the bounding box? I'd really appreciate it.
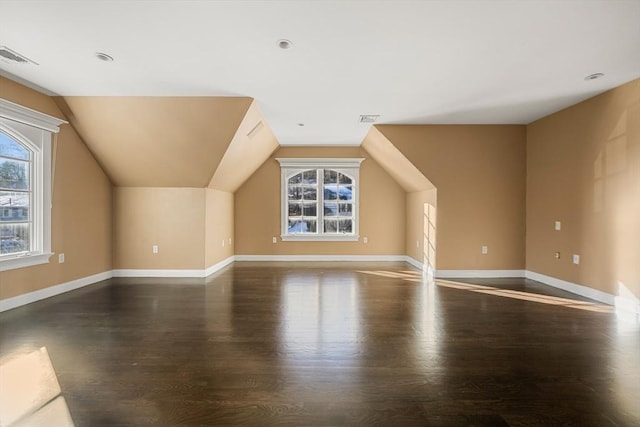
[1,262,638,426]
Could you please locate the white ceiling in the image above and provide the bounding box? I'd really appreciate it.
[1,0,639,146]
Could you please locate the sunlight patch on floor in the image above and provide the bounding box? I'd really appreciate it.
[357,270,614,313]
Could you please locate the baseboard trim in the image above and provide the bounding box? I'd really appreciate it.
[0,271,112,313]
[3,262,637,316]
[234,254,408,262]
[203,256,235,277]
[436,269,526,278]
[404,256,424,270]
[112,256,236,279]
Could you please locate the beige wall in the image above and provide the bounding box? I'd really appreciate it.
[205,189,234,267]
[527,79,640,298]
[235,146,406,255]
[406,189,437,267]
[113,188,205,270]
[0,77,112,300]
[379,125,527,270]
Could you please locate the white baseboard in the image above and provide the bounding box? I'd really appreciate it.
[3,260,637,316]
[234,254,408,262]
[0,271,112,313]
[112,256,236,279]
[112,268,205,278]
[404,256,424,270]
[203,256,235,277]
[436,269,526,278]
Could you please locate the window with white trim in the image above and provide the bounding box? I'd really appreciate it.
[277,158,364,241]
[0,99,65,272]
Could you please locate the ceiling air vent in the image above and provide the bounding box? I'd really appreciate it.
[359,114,379,123]
[0,46,38,65]
[246,121,264,139]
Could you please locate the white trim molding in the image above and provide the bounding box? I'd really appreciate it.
[276,157,365,169]
[112,256,235,279]
[235,254,408,262]
[277,158,364,242]
[0,98,67,133]
[436,270,526,278]
[0,271,112,313]
[525,270,640,315]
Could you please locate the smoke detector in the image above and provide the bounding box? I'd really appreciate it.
[359,115,380,123]
[0,46,38,65]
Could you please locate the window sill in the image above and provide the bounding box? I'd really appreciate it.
[281,234,359,242]
[0,253,53,272]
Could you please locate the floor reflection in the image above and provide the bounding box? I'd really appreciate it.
[359,270,614,313]
[0,347,74,426]
[280,272,361,362]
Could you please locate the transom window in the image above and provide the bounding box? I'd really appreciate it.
[277,158,363,241]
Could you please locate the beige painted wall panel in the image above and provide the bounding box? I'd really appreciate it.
[0,77,112,300]
[113,187,205,270]
[527,79,640,298]
[235,146,406,255]
[406,189,437,265]
[379,125,526,270]
[57,97,252,187]
[205,189,234,267]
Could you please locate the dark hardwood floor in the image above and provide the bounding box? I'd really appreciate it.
[1,262,639,426]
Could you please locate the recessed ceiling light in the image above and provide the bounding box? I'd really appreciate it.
[297,123,305,127]
[95,52,114,62]
[584,73,604,81]
[277,39,293,50]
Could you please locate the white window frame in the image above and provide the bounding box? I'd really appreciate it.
[0,98,66,272]
[277,158,364,242]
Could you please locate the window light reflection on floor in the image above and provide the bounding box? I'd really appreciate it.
[0,347,74,427]
[357,270,614,313]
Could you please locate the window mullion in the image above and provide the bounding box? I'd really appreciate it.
[317,168,323,234]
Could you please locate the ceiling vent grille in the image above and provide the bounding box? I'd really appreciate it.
[0,46,38,65]
[246,121,264,139]
[359,114,379,123]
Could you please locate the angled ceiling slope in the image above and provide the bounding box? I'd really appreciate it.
[1,1,638,147]
[55,97,252,187]
[209,100,279,193]
[361,126,435,193]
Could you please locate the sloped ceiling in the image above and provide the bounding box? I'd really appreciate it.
[1,1,638,147]
[55,97,252,187]
[209,100,279,193]
[361,126,435,193]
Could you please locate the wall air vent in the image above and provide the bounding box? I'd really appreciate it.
[359,115,379,123]
[0,46,38,65]
[247,121,264,139]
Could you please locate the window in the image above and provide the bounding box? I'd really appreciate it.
[0,98,65,272]
[277,158,364,241]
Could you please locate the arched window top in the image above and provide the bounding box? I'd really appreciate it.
[0,131,30,161]
[277,158,363,241]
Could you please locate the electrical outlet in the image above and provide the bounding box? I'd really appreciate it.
[222,239,225,247]
[554,221,561,231]
[363,236,368,244]
[555,251,560,259]
[272,237,277,244]
[152,245,159,254]
[481,245,488,255]
[58,253,65,263]
[572,254,580,264]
